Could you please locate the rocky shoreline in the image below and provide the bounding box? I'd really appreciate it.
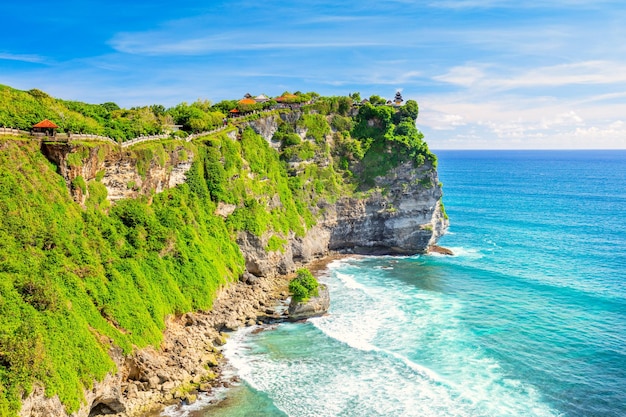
[21,270,294,417]
[21,247,451,417]
[131,274,295,417]
[21,248,451,417]
[136,255,345,417]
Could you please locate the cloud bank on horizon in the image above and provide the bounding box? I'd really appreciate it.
[1,0,625,149]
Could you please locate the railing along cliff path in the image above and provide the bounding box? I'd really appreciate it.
[0,109,274,147]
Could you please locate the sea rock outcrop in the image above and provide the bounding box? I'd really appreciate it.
[287,284,330,321]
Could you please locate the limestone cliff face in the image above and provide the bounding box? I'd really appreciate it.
[232,112,447,273]
[223,113,447,276]
[100,150,192,203]
[327,160,447,254]
[239,162,447,277]
[42,142,194,205]
[246,115,280,145]
[41,119,446,272]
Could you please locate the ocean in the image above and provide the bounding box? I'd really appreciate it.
[162,150,626,417]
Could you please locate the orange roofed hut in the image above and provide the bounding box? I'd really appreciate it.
[236,98,258,115]
[237,98,257,105]
[32,119,59,137]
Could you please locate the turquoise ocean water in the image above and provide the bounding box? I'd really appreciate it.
[163,150,626,417]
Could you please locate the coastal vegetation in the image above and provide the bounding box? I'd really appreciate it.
[0,85,439,416]
[288,269,319,302]
[0,140,243,414]
[0,86,324,142]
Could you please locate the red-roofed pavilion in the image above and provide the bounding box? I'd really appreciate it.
[32,119,59,136]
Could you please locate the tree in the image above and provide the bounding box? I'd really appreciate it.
[349,92,361,102]
[403,100,419,120]
[368,95,386,106]
[150,104,166,117]
[28,88,51,100]
[101,102,120,112]
[336,96,352,116]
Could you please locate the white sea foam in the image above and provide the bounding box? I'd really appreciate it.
[160,387,230,417]
[445,246,483,258]
[334,271,367,291]
[216,258,561,417]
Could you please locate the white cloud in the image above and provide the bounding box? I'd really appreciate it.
[433,66,487,87]
[434,61,626,91]
[0,52,45,64]
[420,113,467,131]
[110,32,389,56]
[420,90,626,150]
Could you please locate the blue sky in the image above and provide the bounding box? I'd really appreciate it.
[1,0,625,149]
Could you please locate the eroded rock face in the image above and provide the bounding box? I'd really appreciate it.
[237,231,296,277]
[21,349,127,417]
[235,159,448,275]
[328,160,448,254]
[101,152,193,203]
[246,115,279,144]
[41,143,194,205]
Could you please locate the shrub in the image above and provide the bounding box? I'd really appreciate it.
[266,235,287,253]
[71,175,87,194]
[289,269,319,302]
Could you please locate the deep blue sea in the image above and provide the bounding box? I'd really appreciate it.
[163,150,626,417]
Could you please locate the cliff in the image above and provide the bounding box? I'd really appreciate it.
[41,141,194,206]
[232,109,448,277]
[1,99,447,417]
[40,111,447,278]
[329,160,447,254]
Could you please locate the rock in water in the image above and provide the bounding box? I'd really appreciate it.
[428,245,454,256]
[288,284,330,321]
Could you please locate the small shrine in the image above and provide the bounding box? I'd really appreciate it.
[394,91,403,106]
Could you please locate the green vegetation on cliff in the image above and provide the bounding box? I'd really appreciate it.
[0,85,229,141]
[0,140,243,414]
[0,86,439,416]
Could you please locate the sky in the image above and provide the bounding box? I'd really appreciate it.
[1,0,625,149]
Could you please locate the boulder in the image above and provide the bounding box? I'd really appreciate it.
[287,284,330,321]
[428,245,454,256]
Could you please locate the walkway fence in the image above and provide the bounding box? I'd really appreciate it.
[0,127,29,136]
[0,110,272,147]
